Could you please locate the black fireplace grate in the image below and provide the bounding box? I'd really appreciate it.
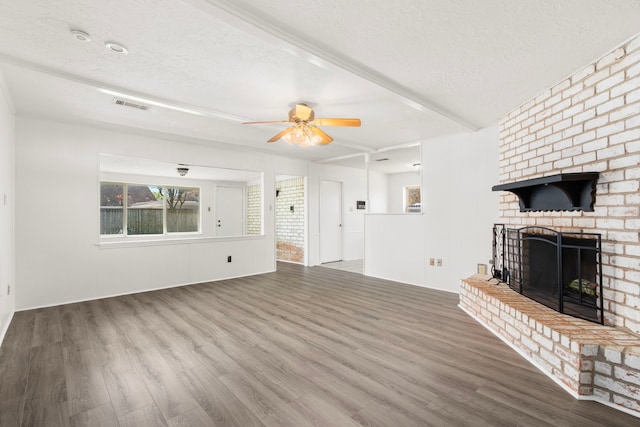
[492,224,603,324]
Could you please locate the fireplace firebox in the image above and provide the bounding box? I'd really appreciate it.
[492,225,603,323]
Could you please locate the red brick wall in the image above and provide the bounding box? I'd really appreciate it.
[498,34,640,333]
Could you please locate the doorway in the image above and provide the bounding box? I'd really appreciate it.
[275,175,306,264]
[320,179,343,264]
[216,186,244,236]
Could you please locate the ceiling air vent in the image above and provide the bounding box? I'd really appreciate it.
[113,98,150,111]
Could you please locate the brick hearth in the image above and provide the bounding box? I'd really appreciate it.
[460,275,640,417]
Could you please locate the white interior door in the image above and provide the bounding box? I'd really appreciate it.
[216,186,244,236]
[320,180,342,263]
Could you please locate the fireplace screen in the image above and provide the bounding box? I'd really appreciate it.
[492,225,603,324]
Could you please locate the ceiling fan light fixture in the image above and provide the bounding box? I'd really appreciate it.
[282,125,322,147]
[243,103,359,147]
[177,167,189,176]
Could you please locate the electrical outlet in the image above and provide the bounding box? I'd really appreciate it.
[437,259,442,267]
[429,258,435,266]
[227,256,232,263]
[7,284,10,295]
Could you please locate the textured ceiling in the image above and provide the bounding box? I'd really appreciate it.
[229,0,640,127]
[0,0,639,169]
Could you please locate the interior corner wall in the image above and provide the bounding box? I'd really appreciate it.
[308,163,367,265]
[14,117,307,310]
[0,74,15,342]
[387,171,420,213]
[363,127,499,292]
[367,169,389,213]
[422,126,500,292]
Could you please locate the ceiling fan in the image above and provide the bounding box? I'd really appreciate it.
[243,103,361,146]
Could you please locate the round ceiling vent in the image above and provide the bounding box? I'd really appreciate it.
[70,29,91,42]
[105,42,128,55]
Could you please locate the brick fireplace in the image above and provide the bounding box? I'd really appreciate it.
[461,33,640,417]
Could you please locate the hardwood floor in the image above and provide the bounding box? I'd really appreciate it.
[321,259,364,274]
[1,262,637,426]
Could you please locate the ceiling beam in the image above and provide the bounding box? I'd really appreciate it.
[183,0,480,131]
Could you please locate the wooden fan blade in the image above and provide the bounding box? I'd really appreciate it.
[242,120,291,125]
[313,118,361,127]
[308,125,333,145]
[294,104,314,121]
[267,127,294,142]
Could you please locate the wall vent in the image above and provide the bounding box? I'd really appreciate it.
[113,98,150,111]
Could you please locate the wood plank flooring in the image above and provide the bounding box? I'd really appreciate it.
[1,262,638,426]
[320,259,364,274]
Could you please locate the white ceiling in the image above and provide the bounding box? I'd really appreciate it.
[1,0,639,171]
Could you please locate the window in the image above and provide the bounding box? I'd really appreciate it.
[100,183,124,235]
[101,182,200,236]
[99,154,263,238]
[166,187,199,233]
[127,185,163,235]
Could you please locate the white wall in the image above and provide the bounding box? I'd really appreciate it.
[308,163,367,264]
[0,73,15,342]
[367,169,388,213]
[422,126,499,292]
[387,171,420,213]
[364,126,499,292]
[364,213,425,286]
[12,115,499,309]
[14,117,306,309]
